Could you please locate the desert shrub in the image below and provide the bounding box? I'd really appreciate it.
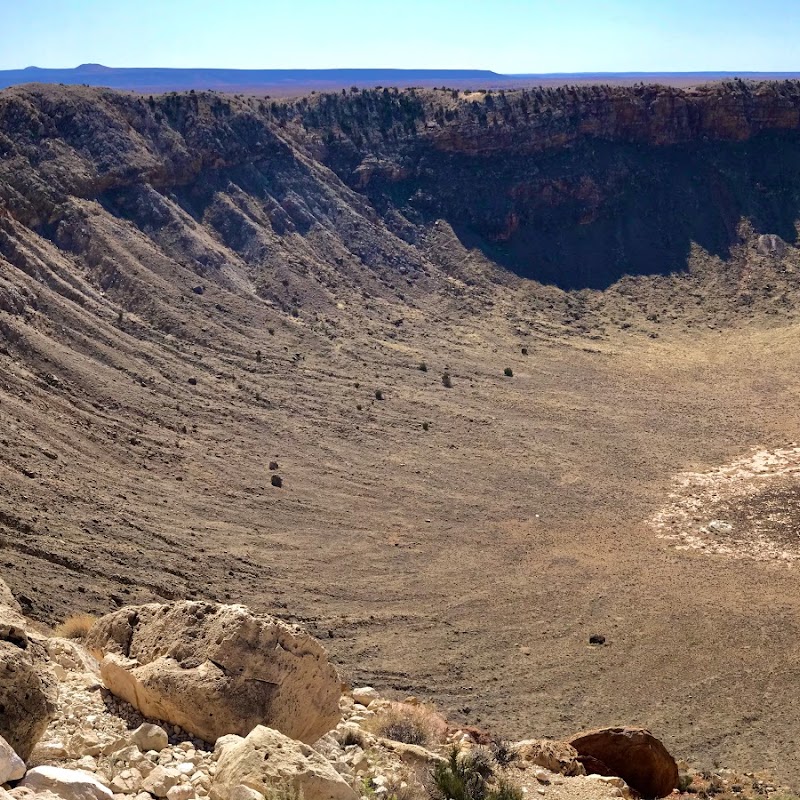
[418,362,428,372]
[368,704,439,746]
[341,727,366,748]
[491,781,523,800]
[54,613,97,640]
[429,748,521,800]
[271,474,283,488]
[422,422,429,431]
[375,389,384,400]
[442,372,452,388]
[503,368,513,377]
[489,738,517,767]
[677,773,694,793]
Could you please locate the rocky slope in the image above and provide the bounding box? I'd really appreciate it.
[5,82,800,785]
[1,583,770,800]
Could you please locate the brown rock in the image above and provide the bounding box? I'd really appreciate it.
[568,727,678,798]
[85,601,341,744]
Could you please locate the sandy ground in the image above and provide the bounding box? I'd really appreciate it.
[3,174,800,786]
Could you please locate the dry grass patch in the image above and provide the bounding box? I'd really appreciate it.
[53,613,98,640]
[366,702,447,746]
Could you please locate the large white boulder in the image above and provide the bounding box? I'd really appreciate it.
[21,766,113,800]
[211,726,357,800]
[85,602,341,744]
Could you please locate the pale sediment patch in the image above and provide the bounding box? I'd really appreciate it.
[651,445,800,562]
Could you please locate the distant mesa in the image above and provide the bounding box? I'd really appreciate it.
[3,64,800,95]
[75,63,113,72]
[0,65,506,95]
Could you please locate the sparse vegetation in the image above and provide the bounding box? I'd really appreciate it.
[341,727,367,748]
[54,613,97,640]
[429,747,522,800]
[367,703,440,746]
[503,368,513,377]
[418,361,428,372]
[489,738,517,767]
[375,389,384,400]
[442,372,452,388]
[422,422,429,431]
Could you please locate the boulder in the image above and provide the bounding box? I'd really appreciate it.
[0,636,58,760]
[351,686,380,706]
[514,739,585,776]
[757,234,787,257]
[141,766,181,798]
[0,734,26,783]
[21,766,113,800]
[131,723,169,753]
[85,602,341,744]
[210,726,357,800]
[568,727,678,798]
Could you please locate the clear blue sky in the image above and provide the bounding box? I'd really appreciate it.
[1,0,799,73]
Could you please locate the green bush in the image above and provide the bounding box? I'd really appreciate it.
[429,747,522,800]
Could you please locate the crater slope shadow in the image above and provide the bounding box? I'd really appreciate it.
[396,133,800,290]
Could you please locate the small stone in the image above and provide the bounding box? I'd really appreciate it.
[110,768,143,794]
[111,745,142,764]
[142,766,181,798]
[534,771,551,785]
[166,786,195,800]
[132,724,169,753]
[31,740,69,760]
[0,734,26,783]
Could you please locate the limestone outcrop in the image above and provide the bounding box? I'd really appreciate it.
[85,601,342,743]
[210,726,357,800]
[514,739,585,776]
